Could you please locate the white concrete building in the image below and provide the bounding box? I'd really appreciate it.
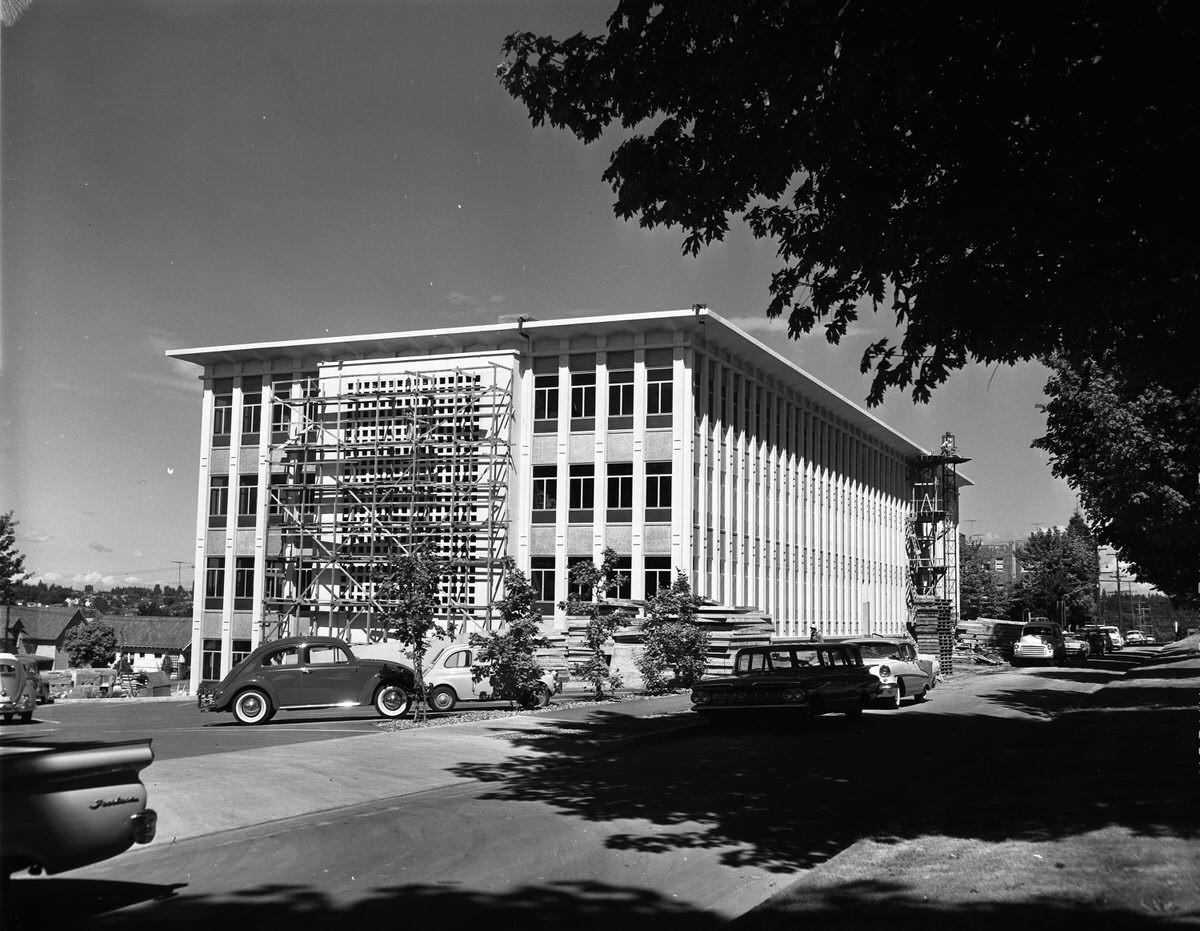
[169,309,966,692]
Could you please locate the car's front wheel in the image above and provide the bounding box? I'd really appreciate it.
[426,685,457,713]
[889,685,904,709]
[375,683,411,719]
[232,689,273,725]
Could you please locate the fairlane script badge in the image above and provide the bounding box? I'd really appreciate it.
[90,795,139,809]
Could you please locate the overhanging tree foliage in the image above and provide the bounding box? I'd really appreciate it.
[500,2,1196,402]
[1035,354,1199,607]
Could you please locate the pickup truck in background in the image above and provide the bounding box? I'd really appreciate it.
[0,739,158,877]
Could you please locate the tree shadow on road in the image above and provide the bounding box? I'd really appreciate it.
[4,875,1196,930]
[439,672,1197,875]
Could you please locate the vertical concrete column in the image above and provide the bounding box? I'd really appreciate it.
[251,373,272,651]
[188,376,215,696]
[595,345,615,585]
[694,353,710,600]
[220,373,245,678]
[671,336,693,590]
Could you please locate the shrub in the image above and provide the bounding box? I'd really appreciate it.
[635,571,709,693]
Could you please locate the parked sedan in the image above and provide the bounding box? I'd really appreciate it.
[1124,629,1147,646]
[690,641,879,721]
[1062,630,1091,664]
[842,637,934,708]
[198,636,415,725]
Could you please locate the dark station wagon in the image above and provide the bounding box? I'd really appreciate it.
[690,641,880,721]
[198,636,415,725]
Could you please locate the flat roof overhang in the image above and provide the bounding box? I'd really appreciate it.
[167,307,973,483]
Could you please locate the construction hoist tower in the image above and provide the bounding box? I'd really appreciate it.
[261,355,515,645]
[907,432,969,673]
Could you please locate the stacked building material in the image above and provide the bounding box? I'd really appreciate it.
[911,597,955,674]
[693,607,775,675]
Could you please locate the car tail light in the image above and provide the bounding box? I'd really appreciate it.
[782,688,807,703]
[691,690,711,705]
[131,809,157,845]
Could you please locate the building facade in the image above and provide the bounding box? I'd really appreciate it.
[170,309,965,693]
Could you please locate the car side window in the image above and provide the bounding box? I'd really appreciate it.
[823,651,844,667]
[768,650,794,669]
[444,650,471,669]
[307,646,350,665]
[264,648,299,667]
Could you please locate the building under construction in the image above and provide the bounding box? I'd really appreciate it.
[170,309,971,693]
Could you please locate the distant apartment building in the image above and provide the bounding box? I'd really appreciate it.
[169,309,968,692]
[975,540,1026,587]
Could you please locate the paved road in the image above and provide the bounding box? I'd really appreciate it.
[4,646,1192,930]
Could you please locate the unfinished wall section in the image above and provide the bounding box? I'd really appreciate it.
[262,352,516,644]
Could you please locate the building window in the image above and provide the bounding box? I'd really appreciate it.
[237,476,258,528]
[606,462,633,522]
[208,476,229,528]
[646,461,672,520]
[234,556,255,610]
[647,368,673,427]
[567,556,593,601]
[204,557,225,609]
[612,555,632,600]
[570,371,596,427]
[569,464,594,521]
[268,472,286,520]
[241,377,262,443]
[534,375,558,433]
[531,556,555,612]
[532,466,557,523]
[645,556,672,598]
[608,369,634,429]
[212,391,233,446]
[271,381,292,437]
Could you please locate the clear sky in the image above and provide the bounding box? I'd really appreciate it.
[1,0,1078,590]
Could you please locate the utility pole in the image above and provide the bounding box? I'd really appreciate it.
[170,560,192,591]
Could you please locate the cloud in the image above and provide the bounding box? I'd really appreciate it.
[26,571,63,584]
[122,575,141,584]
[133,549,143,558]
[89,541,114,553]
[17,529,53,544]
[445,291,509,315]
[72,570,120,588]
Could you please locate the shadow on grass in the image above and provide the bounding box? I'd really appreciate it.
[5,876,1196,930]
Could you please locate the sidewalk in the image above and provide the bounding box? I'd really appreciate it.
[143,692,701,846]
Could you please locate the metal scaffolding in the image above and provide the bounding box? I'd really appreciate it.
[262,360,514,643]
[906,431,968,607]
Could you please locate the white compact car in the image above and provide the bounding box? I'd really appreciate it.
[423,644,560,712]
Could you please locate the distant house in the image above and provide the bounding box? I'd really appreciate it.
[105,616,193,675]
[3,605,89,668]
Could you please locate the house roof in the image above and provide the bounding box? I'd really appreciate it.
[5,605,86,641]
[104,616,194,652]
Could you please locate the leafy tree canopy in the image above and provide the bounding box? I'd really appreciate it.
[0,511,26,606]
[1013,516,1099,626]
[1035,354,1199,606]
[500,1,1197,402]
[562,547,631,699]
[63,621,118,669]
[470,558,549,708]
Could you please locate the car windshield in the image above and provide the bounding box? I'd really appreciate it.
[855,643,901,660]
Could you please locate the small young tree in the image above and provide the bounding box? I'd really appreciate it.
[635,571,709,694]
[63,621,118,668]
[562,547,631,700]
[0,510,27,609]
[374,546,452,721]
[470,558,550,709]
